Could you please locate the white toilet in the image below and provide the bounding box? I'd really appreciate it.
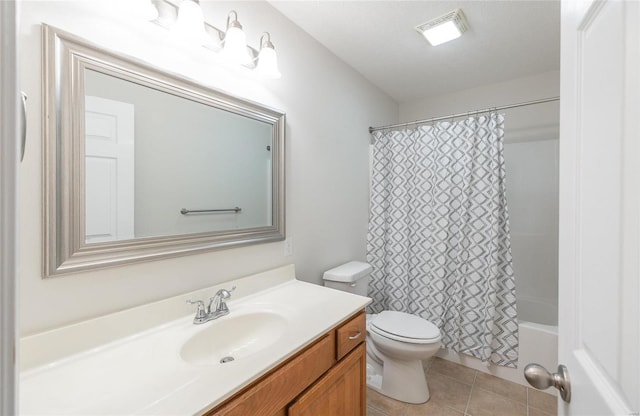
[323,261,442,404]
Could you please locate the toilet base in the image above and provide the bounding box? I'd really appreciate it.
[366,343,431,404]
[382,357,430,404]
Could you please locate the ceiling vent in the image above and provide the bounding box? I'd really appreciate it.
[415,9,469,46]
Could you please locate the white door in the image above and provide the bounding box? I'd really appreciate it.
[85,95,135,243]
[558,0,639,414]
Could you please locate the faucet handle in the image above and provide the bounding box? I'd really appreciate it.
[186,299,207,319]
[218,286,236,299]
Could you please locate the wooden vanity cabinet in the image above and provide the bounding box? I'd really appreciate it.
[206,310,366,416]
[288,343,366,416]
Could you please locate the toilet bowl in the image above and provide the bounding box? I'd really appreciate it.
[366,311,441,403]
[322,261,442,404]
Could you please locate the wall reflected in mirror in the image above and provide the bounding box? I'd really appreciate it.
[84,69,273,243]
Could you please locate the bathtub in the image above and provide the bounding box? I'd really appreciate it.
[518,295,558,326]
[436,320,558,389]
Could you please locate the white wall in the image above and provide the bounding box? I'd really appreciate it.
[19,1,397,335]
[400,70,560,325]
[399,71,560,144]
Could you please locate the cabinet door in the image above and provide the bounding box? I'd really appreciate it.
[209,333,335,416]
[288,343,366,416]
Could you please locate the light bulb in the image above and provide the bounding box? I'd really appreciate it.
[256,46,281,79]
[172,0,209,45]
[221,12,253,65]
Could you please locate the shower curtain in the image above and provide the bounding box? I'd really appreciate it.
[367,113,519,368]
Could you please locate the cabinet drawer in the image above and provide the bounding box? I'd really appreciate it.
[335,312,366,360]
[208,331,336,416]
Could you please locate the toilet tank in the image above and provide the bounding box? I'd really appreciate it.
[322,261,372,297]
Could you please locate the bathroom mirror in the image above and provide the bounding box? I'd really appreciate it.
[42,24,285,277]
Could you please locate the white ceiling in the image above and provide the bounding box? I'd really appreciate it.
[269,1,561,103]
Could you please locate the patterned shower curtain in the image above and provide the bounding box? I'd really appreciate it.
[367,113,519,368]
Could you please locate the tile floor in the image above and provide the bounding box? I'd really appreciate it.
[366,357,557,416]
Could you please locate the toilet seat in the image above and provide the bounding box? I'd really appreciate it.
[370,311,441,344]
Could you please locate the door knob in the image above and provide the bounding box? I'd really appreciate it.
[524,363,571,403]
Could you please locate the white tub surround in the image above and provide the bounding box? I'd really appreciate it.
[19,265,370,415]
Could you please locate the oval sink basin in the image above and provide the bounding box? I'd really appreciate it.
[180,312,287,365]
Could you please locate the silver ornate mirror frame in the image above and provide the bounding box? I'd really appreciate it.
[42,24,285,277]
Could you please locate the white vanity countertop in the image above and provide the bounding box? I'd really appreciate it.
[19,265,370,415]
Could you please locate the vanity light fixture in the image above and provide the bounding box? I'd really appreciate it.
[415,9,468,46]
[145,0,282,78]
[255,32,281,79]
[220,11,253,65]
[172,0,208,45]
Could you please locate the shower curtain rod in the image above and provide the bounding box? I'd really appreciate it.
[368,96,560,134]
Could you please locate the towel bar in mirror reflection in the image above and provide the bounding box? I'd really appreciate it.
[180,207,242,215]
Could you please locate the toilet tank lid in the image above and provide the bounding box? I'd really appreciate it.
[322,261,372,283]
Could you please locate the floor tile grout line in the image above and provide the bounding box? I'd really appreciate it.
[430,368,478,390]
[365,390,389,415]
[366,388,408,416]
[463,371,478,415]
[471,382,529,402]
[428,366,477,387]
[367,401,394,415]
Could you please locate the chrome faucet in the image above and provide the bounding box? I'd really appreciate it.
[186,286,236,325]
[208,287,235,316]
